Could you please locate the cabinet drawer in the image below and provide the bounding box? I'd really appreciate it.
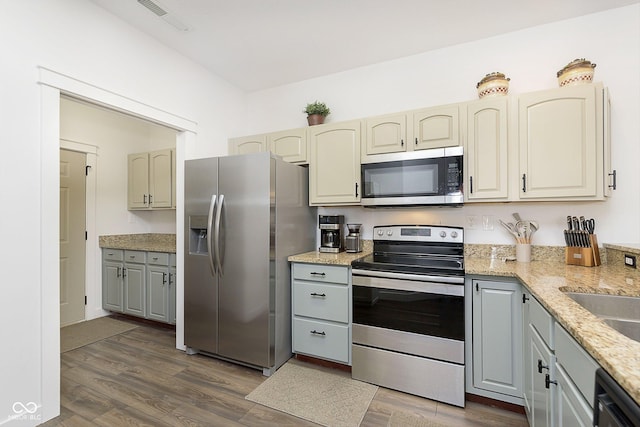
[555,324,598,406]
[293,282,348,323]
[293,317,349,363]
[293,263,349,284]
[124,250,146,264]
[103,249,124,261]
[530,295,555,350]
[148,252,169,266]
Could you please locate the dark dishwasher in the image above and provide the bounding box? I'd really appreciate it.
[593,368,640,426]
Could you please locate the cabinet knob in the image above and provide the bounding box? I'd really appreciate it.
[545,374,557,389]
[537,359,549,373]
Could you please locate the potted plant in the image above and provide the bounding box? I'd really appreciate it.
[303,101,331,126]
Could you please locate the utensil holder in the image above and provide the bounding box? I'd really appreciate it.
[565,234,601,267]
[516,243,531,262]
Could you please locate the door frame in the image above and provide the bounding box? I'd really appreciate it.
[39,67,197,422]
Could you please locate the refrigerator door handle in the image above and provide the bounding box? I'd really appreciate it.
[207,194,217,275]
[214,194,225,274]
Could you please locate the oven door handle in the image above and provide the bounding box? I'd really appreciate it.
[352,270,464,297]
[352,268,464,285]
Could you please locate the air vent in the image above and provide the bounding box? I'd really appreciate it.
[138,0,167,17]
[137,0,191,31]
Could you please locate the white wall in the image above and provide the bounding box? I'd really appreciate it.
[0,1,244,425]
[246,5,640,246]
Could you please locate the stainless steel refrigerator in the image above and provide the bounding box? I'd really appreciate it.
[184,151,316,375]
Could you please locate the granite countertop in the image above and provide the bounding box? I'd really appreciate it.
[466,258,640,405]
[288,240,373,266]
[99,233,176,253]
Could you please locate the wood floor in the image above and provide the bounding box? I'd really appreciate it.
[43,319,529,426]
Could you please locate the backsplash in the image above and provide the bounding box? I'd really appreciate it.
[465,244,607,264]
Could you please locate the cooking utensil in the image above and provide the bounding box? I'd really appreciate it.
[513,213,522,222]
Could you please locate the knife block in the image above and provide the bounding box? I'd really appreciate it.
[565,234,601,267]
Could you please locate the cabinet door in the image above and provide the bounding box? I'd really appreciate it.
[529,326,555,427]
[102,261,123,312]
[149,149,172,208]
[472,279,523,397]
[519,85,598,199]
[363,113,408,157]
[123,263,146,317]
[309,120,361,205]
[147,265,168,322]
[555,364,593,427]
[466,98,509,201]
[127,152,149,209]
[171,148,176,208]
[169,264,176,325]
[228,135,267,155]
[268,128,308,164]
[413,105,460,150]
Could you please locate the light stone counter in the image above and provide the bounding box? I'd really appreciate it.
[288,240,372,266]
[99,233,176,253]
[466,258,640,405]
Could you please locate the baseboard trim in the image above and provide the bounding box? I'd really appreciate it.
[465,393,526,414]
[294,353,352,373]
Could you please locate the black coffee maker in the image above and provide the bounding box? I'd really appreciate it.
[319,215,344,253]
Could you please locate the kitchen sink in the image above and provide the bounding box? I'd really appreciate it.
[565,292,640,342]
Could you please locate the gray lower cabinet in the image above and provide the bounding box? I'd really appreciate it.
[124,250,146,317]
[147,252,170,322]
[102,248,176,324]
[291,262,351,365]
[523,290,598,427]
[466,277,523,404]
[102,249,124,312]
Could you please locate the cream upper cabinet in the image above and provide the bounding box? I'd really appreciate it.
[518,84,603,200]
[413,105,461,150]
[128,149,174,210]
[465,98,509,201]
[128,152,149,209]
[228,134,267,155]
[363,113,408,158]
[362,106,461,162]
[309,120,361,206]
[268,128,308,164]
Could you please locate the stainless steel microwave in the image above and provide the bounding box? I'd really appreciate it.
[360,147,463,207]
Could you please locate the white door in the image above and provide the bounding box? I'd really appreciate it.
[60,149,86,326]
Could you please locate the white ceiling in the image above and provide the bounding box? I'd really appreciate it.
[88,0,638,92]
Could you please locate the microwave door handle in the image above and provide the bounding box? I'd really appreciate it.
[214,194,224,274]
[207,194,217,275]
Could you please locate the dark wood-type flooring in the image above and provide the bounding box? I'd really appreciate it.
[42,319,528,426]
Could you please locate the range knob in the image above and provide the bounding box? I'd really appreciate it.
[440,231,447,238]
[386,230,393,236]
[451,231,458,239]
[377,229,384,236]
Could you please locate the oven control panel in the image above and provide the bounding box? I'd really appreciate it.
[373,225,463,244]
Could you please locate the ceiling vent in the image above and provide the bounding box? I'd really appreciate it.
[137,0,191,32]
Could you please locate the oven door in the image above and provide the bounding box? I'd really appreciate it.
[360,148,463,206]
[352,273,464,363]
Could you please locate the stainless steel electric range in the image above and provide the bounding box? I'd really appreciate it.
[351,224,465,407]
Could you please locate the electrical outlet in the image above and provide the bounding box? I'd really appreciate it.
[466,215,479,229]
[624,254,636,268]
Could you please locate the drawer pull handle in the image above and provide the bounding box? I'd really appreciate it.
[310,292,326,298]
[537,359,549,373]
[152,257,158,260]
[310,272,326,277]
[130,255,135,259]
[545,374,557,389]
[310,330,326,336]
